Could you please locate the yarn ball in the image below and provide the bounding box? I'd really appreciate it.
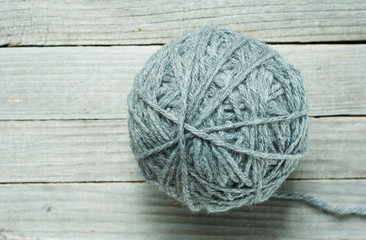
[127,26,308,213]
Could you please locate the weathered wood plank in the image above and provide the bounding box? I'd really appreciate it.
[0,180,365,240]
[1,117,365,183]
[1,0,366,45]
[1,45,366,120]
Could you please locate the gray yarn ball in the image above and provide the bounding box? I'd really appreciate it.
[127,26,308,213]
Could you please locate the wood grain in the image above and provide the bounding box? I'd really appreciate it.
[1,117,365,183]
[1,45,366,120]
[1,1,365,238]
[1,0,366,45]
[0,180,365,240]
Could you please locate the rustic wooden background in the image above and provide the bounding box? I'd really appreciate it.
[1,1,366,239]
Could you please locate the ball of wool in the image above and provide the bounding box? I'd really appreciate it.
[127,26,308,213]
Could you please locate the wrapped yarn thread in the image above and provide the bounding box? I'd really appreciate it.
[127,27,365,215]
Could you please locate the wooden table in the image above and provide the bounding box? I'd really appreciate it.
[1,1,365,239]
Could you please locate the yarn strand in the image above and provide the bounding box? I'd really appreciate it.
[272,192,366,216]
[194,50,277,128]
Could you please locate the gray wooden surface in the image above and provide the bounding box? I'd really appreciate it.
[1,0,366,45]
[1,45,366,119]
[0,181,365,240]
[1,1,366,239]
[1,118,365,183]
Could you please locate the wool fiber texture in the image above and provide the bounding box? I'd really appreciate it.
[127,26,308,213]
